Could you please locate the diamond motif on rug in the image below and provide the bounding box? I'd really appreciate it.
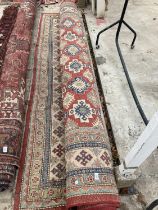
[75,150,93,166]
[53,144,65,158]
[54,86,62,94]
[64,31,77,41]
[69,99,96,123]
[55,97,62,106]
[67,59,83,73]
[64,44,80,56]
[53,126,64,138]
[68,77,90,93]
[61,18,75,28]
[100,151,111,166]
[51,163,65,179]
[54,111,64,121]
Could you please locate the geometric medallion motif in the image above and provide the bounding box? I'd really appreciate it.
[53,126,65,138]
[61,18,75,28]
[64,31,77,41]
[54,110,64,121]
[53,144,65,157]
[68,77,90,93]
[64,44,80,56]
[69,99,95,123]
[51,163,65,179]
[67,59,84,73]
[100,151,111,166]
[75,150,93,166]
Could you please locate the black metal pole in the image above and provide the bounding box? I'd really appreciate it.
[96,20,119,48]
[96,0,149,125]
[146,200,158,210]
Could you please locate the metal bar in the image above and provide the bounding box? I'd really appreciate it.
[146,200,158,210]
[115,0,148,125]
[123,20,137,49]
[96,20,119,48]
[96,19,137,49]
[96,0,149,125]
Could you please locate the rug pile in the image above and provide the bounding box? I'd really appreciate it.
[0,0,36,191]
[13,1,119,209]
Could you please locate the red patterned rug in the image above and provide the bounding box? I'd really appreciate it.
[0,5,18,75]
[60,2,119,209]
[0,0,36,191]
[13,1,120,209]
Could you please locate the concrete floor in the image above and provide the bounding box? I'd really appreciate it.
[85,0,158,209]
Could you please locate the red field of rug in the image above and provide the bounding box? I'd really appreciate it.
[0,0,36,191]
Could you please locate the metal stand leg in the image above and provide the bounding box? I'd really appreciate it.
[96,0,137,49]
[96,20,119,49]
[96,0,148,125]
[122,20,137,49]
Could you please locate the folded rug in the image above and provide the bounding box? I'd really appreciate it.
[60,1,120,209]
[0,5,19,75]
[13,2,120,209]
[0,0,36,191]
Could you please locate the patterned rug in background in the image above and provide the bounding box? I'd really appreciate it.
[0,5,18,75]
[14,13,66,210]
[0,0,36,191]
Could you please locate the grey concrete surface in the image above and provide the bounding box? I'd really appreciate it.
[85,0,158,209]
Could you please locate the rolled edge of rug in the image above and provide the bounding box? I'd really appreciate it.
[0,165,17,191]
[0,5,19,76]
[0,0,36,191]
[0,119,23,191]
[60,1,120,209]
